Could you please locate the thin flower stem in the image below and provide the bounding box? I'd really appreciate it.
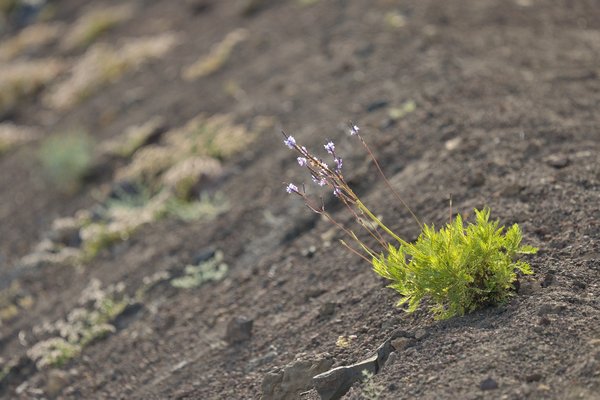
[356,198,409,247]
[340,240,372,263]
[357,134,423,229]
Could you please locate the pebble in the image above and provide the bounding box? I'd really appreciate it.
[225,316,253,344]
[480,377,499,391]
[546,154,570,169]
[414,329,428,340]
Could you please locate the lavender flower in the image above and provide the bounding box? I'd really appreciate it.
[286,183,299,194]
[284,136,296,149]
[324,141,335,154]
[334,157,343,172]
[333,187,341,197]
[297,157,307,166]
[349,124,360,136]
[312,175,327,186]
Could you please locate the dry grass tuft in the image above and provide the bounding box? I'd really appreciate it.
[0,22,64,61]
[182,29,247,80]
[0,123,40,154]
[0,59,65,115]
[61,4,135,51]
[44,33,178,110]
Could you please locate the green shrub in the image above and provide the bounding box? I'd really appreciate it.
[373,208,536,319]
[38,131,94,192]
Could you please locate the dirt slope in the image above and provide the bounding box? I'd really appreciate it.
[0,0,599,399]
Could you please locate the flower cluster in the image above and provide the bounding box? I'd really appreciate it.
[281,124,415,263]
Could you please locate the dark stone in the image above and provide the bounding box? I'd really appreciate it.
[246,351,278,372]
[261,354,333,400]
[317,302,337,319]
[468,172,486,187]
[313,340,392,400]
[546,154,570,169]
[365,100,389,112]
[540,273,555,288]
[480,377,498,391]
[225,316,253,344]
[525,373,543,383]
[192,248,216,265]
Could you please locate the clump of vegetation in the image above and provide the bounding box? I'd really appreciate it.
[0,282,33,325]
[373,208,536,319]
[163,192,229,222]
[359,370,383,400]
[0,123,39,155]
[0,58,64,116]
[171,250,228,289]
[38,130,94,192]
[282,124,537,319]
[45,33,178,110]
[61,4,135,51]
[0,22,63,60]
[27,279,129,368]
[100,117,165,158]
[182,29,247,80]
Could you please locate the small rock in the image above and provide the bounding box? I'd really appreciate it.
[467,172,486,188]
[444,137,462,151]
[540,273,554,288]
[301,246,317,258]
[501,183,523,198]
[385,352,398,369]
[546,154,570,169]
[313,341,392,400]
[225,316,253,344]
[318,302,337,319]
[391,337,411,351]
[261,353,333,400]
[480,377,498,391]
[365,100,389,112]
[247,351,278,372]
[525,373,543,383]
[414,329,428,340]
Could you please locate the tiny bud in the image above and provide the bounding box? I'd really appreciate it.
[349,125,360,136]
[297,157,307,166]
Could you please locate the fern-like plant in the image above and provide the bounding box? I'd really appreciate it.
[373,208,537,319]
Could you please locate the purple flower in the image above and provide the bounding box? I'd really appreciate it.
[286,183,299,194]
[312,175,327,186]
[297,157,307,166]
[284,136,296,149]
[324,141,335,154]
[333,187,342,197]
[334,157,342,172]
[349,124,360,136]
